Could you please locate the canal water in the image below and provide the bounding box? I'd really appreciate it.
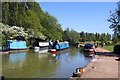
[2,47,92,78]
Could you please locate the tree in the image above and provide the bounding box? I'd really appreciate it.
[41,12,63,40]
[108,2,120,37]
[2,2,10,25]
[79,31,86,42]
[69,29,80,43]
[62,28,72,42]
[63,28,80,44]
[2,2,46,40]
[106,33,111,41]
[95,33,100,41]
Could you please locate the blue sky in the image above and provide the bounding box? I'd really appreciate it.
[39,2,118,34]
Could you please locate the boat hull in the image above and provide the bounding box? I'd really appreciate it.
[55,42,69,50]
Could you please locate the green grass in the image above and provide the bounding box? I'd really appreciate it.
[102,45,114,52]
[117,42,120,44]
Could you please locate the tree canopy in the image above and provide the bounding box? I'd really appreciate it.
[1,2,113,46]
[108,2,120,37]
[2,2,63,42]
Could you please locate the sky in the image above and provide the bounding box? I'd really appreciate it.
[38,2,118,34]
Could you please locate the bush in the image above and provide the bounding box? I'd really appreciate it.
[114,45,120,55]
[2,34,6,45]
[106,41,112,46]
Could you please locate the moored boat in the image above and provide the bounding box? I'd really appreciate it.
[55,41,69,50]
[6,40,27,50]
[83,43,95,54]
[34,42,49,53]
[48,41,69,52]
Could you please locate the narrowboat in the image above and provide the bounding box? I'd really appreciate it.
[83,43,95,53]
[34,42,49,53]
[6,40,27,50]
[48,41,69,51]
[48,41,69,56]
[55,41,69,50]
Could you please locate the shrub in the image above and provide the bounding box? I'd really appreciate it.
[106,41,112,46]
[114,45,120,55]
[1,34,6,45]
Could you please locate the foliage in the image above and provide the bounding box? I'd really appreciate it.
[1,2,115,46]
[2,2,63,42]
[41,12,63,40]
[1,34,6,45]
[63,28,80,45]
[108,2,120,38]
[79,31,111,42]
[79,31,86,42]
[63,29,112,45]
[0,22,29,45]
[112,33,120,44]
[0,22,28,38]
[114,45,120,55]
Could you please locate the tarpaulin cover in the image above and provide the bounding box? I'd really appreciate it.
[84,43,93,47]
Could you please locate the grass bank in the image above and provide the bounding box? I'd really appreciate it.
[101,45,114,52]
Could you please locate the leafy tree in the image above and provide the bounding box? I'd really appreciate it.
[95,33,100,41]
[1,2,64,43]
[106,33,111,40]
[2,2,113,46]
[63,28,79,44]
[41,12,63,40]
[62,28,71,42]
[79,31,86,42]
[2,2,46,41]
[2,2,10,25]
[108,2,120,37]
[112,33,119,44]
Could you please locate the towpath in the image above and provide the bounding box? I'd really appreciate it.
[81,47,119,78]
[69,47,119,80]
[95,47,111,52]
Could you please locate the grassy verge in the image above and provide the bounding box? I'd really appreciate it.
[101,45,114,52]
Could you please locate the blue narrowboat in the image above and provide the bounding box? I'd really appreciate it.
[55,41,69,50]
[7,40,27,50]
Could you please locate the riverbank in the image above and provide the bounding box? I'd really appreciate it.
[70,47,119,79]
[0,49,28,54]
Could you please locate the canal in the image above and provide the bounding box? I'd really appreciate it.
[2,47,92,78]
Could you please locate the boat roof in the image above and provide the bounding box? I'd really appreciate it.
[84,43,93,47]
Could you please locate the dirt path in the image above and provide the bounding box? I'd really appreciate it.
[82,55,118,78]
[69,47,119,79]
[95,47,111,53]
[81,47,119,78]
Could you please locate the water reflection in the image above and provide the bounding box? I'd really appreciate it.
[2,52,26,70]
[9,52,26,63]
[9,52,26,69]
[2,47,92,78]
